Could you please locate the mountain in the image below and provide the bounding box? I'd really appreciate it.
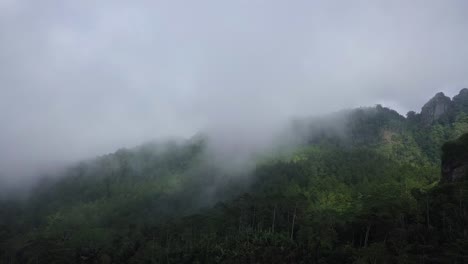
[420,92,453,125]
[453,88,468,115]
[1,90,468,263]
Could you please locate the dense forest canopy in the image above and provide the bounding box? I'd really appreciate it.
[1,90,468,263]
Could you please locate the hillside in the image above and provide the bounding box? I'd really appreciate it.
[1,90,468,263]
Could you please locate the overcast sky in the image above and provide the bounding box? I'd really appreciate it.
[1,0,468,185]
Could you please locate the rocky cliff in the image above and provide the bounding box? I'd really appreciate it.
[453,88,468,114]
[416,89,468,126]
[420,92,453,125]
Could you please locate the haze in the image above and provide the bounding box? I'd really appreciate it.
[1,0,468,188]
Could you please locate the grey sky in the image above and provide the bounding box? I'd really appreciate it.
[1,0,468,185]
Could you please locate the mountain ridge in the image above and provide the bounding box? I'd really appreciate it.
[1,90,468,263]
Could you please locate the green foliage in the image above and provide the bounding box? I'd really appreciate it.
[1,99,468,263]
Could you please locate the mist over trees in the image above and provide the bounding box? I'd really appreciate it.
[2,1,468,263]
[2,0,468,189]
[1,90,468,263]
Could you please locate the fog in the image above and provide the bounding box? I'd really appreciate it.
[1,0,468,188]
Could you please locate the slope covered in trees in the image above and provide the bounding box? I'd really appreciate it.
[1,90,468,263]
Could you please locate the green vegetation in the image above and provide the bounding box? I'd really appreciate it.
[1,91,468,263]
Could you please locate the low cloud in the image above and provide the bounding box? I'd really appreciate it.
[1,0,468,187]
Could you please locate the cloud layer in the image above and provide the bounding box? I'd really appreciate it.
[1,0,468,186]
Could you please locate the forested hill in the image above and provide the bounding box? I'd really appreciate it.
[292,89,468,162]
[1,89,468,263]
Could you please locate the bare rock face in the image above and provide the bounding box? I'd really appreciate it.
[420,92,453,125]
[453,88,468,114]
[441,133,468,182]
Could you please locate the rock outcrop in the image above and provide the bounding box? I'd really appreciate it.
[417,89,468,126]
[441,133,468,182]
[453,88,468,114]
[420,92,453,125]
